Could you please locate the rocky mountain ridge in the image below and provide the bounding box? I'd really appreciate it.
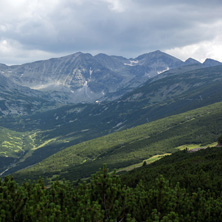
[0,73,56,116]
[0,50,221,116]
[1,50,220,105]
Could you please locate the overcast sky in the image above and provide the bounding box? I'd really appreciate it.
[0,0,222,65]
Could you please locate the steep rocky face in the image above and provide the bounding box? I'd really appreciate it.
[0,51,187,103]
[94,53,129,71]
[1,53,126,103]
[135,50,184,70]
[0,74,55,116]
[1,50,220,104]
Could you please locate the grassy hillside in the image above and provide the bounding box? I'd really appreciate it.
[0,127,38,170]
[0,127,26,158]
[12,102,222,183]
[122,146,222,194]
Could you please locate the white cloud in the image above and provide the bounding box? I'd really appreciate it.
[0,25,8,32]
[0,39,15,55]
[165,39,222,63]
[102,0,127,12]
[165,20,222,62]
[0,0,222,64]
[0,39,64,65]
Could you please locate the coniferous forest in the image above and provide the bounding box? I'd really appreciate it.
[1,147,222,222]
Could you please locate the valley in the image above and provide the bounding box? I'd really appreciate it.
[12,101,222,183]
[0,50,222,182]
[2,1,222,220]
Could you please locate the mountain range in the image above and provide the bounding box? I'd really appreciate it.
[0,50,222,178]
[0,50,220,109]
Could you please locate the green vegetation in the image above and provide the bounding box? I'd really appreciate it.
[0,127,37,159]
[122,147,222,192]
[13,102,222,183]
[1,65,222,175]
[175,142,217,151]
[1,147,222,221]
[116,153,171,173]
[0,128,24,158]
[218,135,222,145]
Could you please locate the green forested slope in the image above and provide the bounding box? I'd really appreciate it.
[122,147,222,193]
[13,102,222,183]
[1,147,222,221]
[1,65,222,175]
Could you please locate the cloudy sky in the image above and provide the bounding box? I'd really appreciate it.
[0,0,222,65]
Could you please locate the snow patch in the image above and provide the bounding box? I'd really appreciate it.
[68,120,76,123]
[157,67,170,74]
[83,81,88,87]
[81,129,89,132]
[124,60,139,66]
[113,122,123,129]
[89,67,93,76]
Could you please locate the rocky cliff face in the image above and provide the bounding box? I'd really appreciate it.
[0,50,221,105]
[0,74,55,116]
[0,51,187,103]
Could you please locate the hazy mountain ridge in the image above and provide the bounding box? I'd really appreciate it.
[1,50,219,104]
[184,58,201,65]
[203,58,222,67]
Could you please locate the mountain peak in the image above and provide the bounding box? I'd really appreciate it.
[136,50,165,58]
[150,49,162,54]
[95,53,108,57]
[203,58,221,67]
[135,50,183,69]
[60,52,93,60]
[184,58,201,65]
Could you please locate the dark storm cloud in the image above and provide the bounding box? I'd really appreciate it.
[0,0,222,64]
